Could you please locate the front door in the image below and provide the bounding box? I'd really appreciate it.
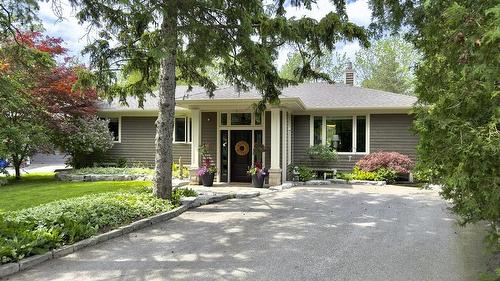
[230,130,252,182]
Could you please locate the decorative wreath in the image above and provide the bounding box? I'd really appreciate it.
[235,140,250,156]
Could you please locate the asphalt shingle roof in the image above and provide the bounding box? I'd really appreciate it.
[98,82,417,111]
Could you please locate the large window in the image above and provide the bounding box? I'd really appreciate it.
[220,112,263,126]
[312,115,368,153]
[326,117,352,152]
[174,117,191,143]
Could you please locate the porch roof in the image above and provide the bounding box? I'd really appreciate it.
[98,82,417,112]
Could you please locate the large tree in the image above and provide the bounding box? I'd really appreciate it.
[369,0,499,252]
[279,50,350,83]
[67,0,369,199]
[354,36,420,95]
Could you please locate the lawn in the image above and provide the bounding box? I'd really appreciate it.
[0,173,152,212]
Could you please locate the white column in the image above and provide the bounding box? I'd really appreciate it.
[189,109,201,184]
[269,107,282,186]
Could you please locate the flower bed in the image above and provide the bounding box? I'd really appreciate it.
[0,188,196,265]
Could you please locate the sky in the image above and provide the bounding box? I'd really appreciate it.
[39,0,373,68]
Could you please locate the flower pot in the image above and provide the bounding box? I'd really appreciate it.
[252,174,265,188]
[201,172,215,187]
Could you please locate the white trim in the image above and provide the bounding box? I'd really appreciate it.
[366,114,371,154]
[190,109,201,168]
[287,112,292,166]
[281,110,287,180]
[270,108,281,170]
[309,115,314,146]
[352,116,357,152]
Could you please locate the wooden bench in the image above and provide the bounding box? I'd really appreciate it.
[310,168,337,180]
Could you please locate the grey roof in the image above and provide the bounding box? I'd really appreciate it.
[99,82,417,111]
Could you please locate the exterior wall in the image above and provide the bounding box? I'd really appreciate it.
[105,117,191,166]
[370,114,418,160]
[291,113,418,172]
[200,112,217,166]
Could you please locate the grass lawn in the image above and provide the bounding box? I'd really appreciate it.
[0,173,152,212]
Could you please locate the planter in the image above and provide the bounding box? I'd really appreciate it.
[201,173,215,187]
[251,174,265,188]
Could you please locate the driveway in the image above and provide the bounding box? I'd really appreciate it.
[6,185,488,281]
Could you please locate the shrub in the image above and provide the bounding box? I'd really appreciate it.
[116,157,128,168]
[356,151,413,174]
[0,192,173,264]
[374,167,397,183]
[59,117,114,169]
[351,166,377,181]
[306,145,338,161]
[172,163,189,179]
[288,165,315,181]
[171,188,198,206]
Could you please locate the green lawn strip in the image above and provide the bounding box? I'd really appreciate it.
[0,173,152,212]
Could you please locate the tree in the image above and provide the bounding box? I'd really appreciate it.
[354,36,420,95]
[280,50,350,83]
[0,31,100,179]
[369,0,500,251]
[68,0,370,199]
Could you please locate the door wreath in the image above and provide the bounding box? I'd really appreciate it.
[234,140,250,156]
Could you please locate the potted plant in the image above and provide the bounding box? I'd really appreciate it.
[247,161,268,188]
[197,144,217,187]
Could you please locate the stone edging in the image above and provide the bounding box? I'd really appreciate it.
[55,172,153,182]
[0,188,267,278]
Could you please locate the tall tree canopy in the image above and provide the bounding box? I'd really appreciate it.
[369,0,499,251]
[66,0,370,199]
[279,50,350,83]
[354,36,419,95]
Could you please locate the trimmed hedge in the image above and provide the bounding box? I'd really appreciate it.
[0,188,197,264]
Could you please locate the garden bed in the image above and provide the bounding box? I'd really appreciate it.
[56,167,190,182]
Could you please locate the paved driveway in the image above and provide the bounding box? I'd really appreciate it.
[7,185,488,281]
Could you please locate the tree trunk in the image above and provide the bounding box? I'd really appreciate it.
[153,2,177,199]
[12,155,21,180]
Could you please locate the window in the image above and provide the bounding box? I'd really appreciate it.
[326,117,352,152]
[312,115,368,153]
[174,117,191,143]
[255,113,262,125]
[221,113,228,125]
[108,118,120,142]
[231,113,252,125]
[356,116,366,152]
[313,116,322,145]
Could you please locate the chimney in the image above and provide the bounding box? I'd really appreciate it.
[345,61,354,86]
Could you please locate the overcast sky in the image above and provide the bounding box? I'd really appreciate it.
[39,0,372,68]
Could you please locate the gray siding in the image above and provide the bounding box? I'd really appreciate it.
[201,112,217,166]
[105,117,191,166]
[370,114,418,160]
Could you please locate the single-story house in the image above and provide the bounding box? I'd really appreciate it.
[98,69,418,186]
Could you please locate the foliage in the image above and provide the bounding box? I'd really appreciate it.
[0,191,173,264]
[369,0,500,252]
[69,167,154,175]
[289,165,315,182]
[116,157,128,168]
[354,36,420,95]
[0,173,151,212]
[172,163,189,179]
[279,50,350,83]
[171,188,198,206]
[356,151,413,174]
[374,167,397,183]
[197,144,217,176]
[306,145,338,161]
[68,0,370,199]
[59,117,114,169]
[337,166,397,183]
[247,161,268,181]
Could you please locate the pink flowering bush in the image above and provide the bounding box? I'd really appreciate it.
[356,151,413,174]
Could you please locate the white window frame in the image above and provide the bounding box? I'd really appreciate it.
[309,114,370,155]
[219,112,261,127]
[173,116,192,143]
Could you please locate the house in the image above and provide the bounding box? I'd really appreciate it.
[98,68,418,186]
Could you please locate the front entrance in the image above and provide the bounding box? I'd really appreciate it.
[230,130,252,182]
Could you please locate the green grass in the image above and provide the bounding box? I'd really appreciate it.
[0,173,152,212]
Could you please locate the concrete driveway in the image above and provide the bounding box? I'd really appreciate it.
[6,185,488,281]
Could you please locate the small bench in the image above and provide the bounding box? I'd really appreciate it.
[97,162,118,168]
[310,168,337,180]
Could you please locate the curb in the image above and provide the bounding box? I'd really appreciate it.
[0,186,291,278]
[0,205,188,279]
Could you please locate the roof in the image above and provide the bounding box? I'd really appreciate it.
[98,82,417,112]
